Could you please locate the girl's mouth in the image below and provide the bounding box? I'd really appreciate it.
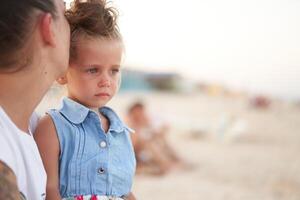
[95,93,110,97]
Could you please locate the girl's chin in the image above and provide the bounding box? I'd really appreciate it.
[87,101,108,109]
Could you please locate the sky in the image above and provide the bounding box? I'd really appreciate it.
[65,0,300,100]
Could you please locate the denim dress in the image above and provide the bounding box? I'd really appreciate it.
[47,98,136,198]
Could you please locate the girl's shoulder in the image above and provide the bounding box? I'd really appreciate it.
[34,114,60,152]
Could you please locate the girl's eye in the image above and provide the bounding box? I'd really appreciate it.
[111,68,120,75]
[86,68,98,74]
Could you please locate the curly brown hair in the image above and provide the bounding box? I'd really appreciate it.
[65,0,122,60]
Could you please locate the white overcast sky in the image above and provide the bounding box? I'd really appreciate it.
[65,0,300,100]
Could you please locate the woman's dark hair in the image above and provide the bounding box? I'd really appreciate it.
[0,0,58,72]
[65,0,122,60]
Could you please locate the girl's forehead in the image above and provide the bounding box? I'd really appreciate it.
[76,41,123,55]
[72,39,123,65]
[76,36,122,47]
[75,38,123,57]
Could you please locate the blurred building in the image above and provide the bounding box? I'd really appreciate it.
[120,68,182,92]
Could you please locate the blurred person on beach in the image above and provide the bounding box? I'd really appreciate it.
[34,0,136,199]
[126,101,186,175]
[0,0,70,199]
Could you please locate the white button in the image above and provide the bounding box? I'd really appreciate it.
[100,141,107,148]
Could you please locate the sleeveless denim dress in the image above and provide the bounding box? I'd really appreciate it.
[47,98,136,199]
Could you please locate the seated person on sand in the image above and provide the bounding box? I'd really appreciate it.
[126,101,184,175]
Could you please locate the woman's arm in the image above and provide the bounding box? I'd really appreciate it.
[0,161,21,200]
[34,115,62,200]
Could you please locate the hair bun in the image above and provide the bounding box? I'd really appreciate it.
[66,0,120,38]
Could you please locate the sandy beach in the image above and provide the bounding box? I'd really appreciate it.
[37,90,300,200]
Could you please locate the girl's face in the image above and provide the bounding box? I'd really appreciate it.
[65,37,123,110]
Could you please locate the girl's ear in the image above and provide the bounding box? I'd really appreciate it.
[56,75,68,85]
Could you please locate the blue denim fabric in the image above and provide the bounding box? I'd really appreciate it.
[47,97,136,198]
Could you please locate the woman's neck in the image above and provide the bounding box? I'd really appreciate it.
[0,94,35,133]
[0,72,49,133]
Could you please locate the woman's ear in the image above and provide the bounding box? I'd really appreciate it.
[39,13,56,47]
[56,75,68,85]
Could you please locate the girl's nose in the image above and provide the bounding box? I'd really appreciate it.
[97,75,110,88]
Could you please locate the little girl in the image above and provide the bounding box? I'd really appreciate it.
[34,0,136,199]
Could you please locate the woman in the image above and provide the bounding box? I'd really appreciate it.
[0,0,70,199]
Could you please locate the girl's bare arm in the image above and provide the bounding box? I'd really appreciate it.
[34,115,62,200]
